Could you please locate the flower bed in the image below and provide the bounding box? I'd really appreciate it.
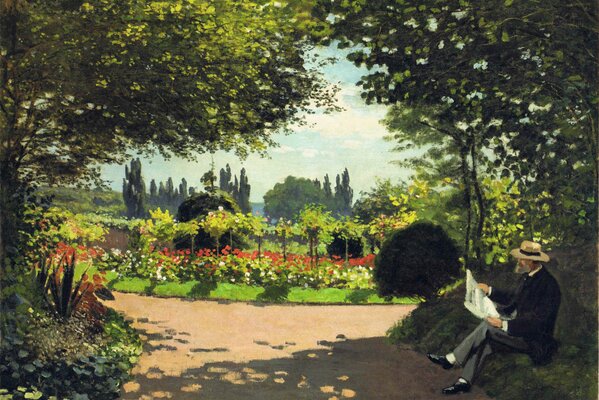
[107,246,376,290]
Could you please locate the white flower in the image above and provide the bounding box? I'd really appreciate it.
[218,206,224,211]
[219,261,225,267]
[473,60,488,70]
[426,17,438,32]
[403,18,419,28]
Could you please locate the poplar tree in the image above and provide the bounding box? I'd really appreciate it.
[122,158,146,218]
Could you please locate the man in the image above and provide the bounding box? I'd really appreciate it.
[427,240,561,395]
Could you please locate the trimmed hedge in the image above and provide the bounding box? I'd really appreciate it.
[375,222,460,299]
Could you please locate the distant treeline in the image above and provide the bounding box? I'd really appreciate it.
[123,159,252,218]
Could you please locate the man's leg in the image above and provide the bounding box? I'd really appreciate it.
[458,324,529,383]
[451,321,489,367]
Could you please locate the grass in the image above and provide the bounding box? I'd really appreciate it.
[79,262,417,304]
[104,275,419,305]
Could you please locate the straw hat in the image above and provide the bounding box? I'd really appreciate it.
[510,240,550,262]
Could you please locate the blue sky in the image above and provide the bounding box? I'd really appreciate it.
[101,45,418,202]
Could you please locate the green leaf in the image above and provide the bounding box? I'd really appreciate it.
[504,0,513,6]
[23,364,36,373]
[501,31,510,42]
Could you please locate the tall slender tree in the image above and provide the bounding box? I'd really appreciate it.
[122,158,146,218]
[238,168,251,213]
[334,168,353,216]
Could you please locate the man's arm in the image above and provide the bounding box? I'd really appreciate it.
[479,283,514,305]
[505,282,561,337]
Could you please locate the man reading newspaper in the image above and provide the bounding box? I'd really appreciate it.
[426,241,561,395]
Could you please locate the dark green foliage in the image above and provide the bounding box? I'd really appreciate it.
[122,158,146,218]
[238,168,251,214]
[263,171,354,220]
[264,176,329,220]
[219,165,252,213]
[0,306,141,399]
[323,174,332,199]
[326,232,363,259]
[176,191,244,250]
[147,176,191,214]
[387,243,597,400]
[334,168,353,216]
[219,164,233,192]
[374,222,460,299]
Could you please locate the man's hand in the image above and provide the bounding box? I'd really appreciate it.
[486,317,502,328]
[477,283,490,295]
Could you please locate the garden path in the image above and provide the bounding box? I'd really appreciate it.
[109,292,492,399]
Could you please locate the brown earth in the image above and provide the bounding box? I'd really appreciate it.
[109,292,492,400]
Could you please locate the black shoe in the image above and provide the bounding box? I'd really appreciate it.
[427,353,454,370]
[442,380,471,395]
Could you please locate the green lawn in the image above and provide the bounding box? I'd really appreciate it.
[81,262,418,304]
[104,276,418,305]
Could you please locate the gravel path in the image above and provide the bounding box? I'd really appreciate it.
[109,292,492,399]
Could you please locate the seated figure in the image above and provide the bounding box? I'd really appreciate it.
[427,240,561,395]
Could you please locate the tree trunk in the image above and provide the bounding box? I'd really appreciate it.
[460,146,472,268]
[315,236,320,266]
[0,6,19,270]
[0,157,23,269]
[470,139,485,264]
[345,238,349,264]
[257,236,262,260]
[282,233,287,261]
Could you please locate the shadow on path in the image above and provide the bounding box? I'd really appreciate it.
[121,337,491,400]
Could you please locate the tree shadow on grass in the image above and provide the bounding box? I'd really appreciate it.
[189,281,218,299]
[345,289,377,304]
[256,284,290,303]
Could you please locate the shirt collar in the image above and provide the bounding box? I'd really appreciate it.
[528,265,543,277]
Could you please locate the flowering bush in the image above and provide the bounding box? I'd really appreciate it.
[109,246,376,290]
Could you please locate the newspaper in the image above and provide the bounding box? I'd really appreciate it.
[464,269,500,319]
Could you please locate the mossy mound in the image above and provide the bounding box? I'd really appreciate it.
[387,243,597,400]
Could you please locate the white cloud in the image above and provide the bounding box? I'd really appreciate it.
[341,139,363,149]
[272,145,296,154]
[296,83,389,140]
[301,148,319,158]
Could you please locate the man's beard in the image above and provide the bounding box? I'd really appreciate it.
[514,263,529,274]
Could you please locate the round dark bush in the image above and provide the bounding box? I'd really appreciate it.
[326,232,364,259]
[175,190,245,250]
[374,222,460,300]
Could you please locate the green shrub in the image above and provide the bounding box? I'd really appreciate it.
[326,232,364,259]
[0,307,141,400]
[175,191,245,250]
[374,222,460,299]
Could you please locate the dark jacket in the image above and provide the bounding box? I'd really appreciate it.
[489,267,561,365]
